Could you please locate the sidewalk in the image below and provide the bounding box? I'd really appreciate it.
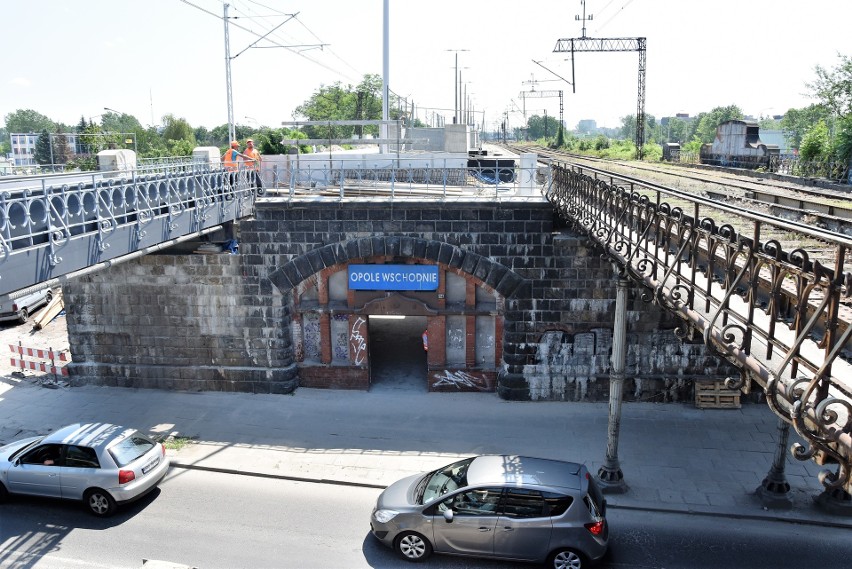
[1,374,850,529]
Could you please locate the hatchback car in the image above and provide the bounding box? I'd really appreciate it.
[371,455,608,568]
[0,423,170,516]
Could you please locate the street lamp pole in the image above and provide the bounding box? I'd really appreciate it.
[224,3,235,143]
[103,108,137,153]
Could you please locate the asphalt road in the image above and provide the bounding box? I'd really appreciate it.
[2,468,851,569]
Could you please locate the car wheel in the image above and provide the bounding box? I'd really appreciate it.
[550,548,585,569]
[0,482,8,503]
[395,531,432,562]
[17,308,28,324]
[84,489,117,517]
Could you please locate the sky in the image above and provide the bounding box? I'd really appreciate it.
[2,0,850,134]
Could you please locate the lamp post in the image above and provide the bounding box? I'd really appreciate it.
[102,107,137,153]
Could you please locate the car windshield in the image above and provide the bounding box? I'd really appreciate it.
[417,457,474,504]
[108,431,156,467]
[4,437,43,461]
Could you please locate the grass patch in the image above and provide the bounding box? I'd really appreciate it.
[155,434,197,451]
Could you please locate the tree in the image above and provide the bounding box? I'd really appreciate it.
[808,53,852,118]
[799,120,830,161]
[832,114,852,162]
[34,130,52,164]
[527,114,561,140]
[664,117,690,144]
[161,114,196,146]
[780,104,831,149]
[5,109,55,133]
[52,129,72,164]
[294,74,386,140]
[693,105,744,143]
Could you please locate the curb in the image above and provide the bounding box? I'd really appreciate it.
[168,462,852,530]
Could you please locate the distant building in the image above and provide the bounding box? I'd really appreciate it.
[757,129,793,155]
[577,119,597,134]
[10,132,80,166]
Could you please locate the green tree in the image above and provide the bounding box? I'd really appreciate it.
[664,117,690,144]
[4,109,55,133]
[799,120,830,161]
[831,114,852,162]
[161,114,196,146]
[294,74,386,141]
[780,104,831,149]
[527,114,561,140]
[194,126,211,146]
[34,130,52,164]
[808,53,852,118]
[693,105,744,143]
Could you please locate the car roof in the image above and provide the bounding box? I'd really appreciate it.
[467,455,585,491]
[41,423,136,451]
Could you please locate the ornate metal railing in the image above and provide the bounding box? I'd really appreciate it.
[548,161,852,495]
[0,163,259,297]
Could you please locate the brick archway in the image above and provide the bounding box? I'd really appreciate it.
[268,236,529,393]
[268,236,526,299]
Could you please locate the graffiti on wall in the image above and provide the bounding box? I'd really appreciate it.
[332,313,350,361]
[350,316,368,365]
[431,370,490,391]
[302,314,321,361]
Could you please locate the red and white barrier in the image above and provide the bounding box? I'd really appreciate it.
[7,343,71,377]
[8,345,69,362]
[8,358,69,376]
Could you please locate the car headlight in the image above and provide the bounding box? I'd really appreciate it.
[373,509,399,523]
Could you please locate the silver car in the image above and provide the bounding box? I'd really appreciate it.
[0,423,170,516]
[371,455,608,568]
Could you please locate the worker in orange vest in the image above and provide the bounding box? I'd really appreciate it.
[242,138,263,189]
[222,141,249,171]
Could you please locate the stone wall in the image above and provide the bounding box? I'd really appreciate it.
[64,253,297,394]
[64,196,736,400]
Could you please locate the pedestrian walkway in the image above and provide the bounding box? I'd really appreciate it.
[1,375,849,529]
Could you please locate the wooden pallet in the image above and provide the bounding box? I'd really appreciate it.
[695,381,741,409]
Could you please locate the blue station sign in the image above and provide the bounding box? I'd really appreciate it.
[348,264,439,291]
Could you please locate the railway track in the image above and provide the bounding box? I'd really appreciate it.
[506,143,852,236]
[504,143,851,288]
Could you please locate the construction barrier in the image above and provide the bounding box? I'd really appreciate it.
[8,343,70,377]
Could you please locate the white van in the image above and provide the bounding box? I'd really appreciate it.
[0,288,55,324]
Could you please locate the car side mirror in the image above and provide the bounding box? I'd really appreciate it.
[443,509,454,523]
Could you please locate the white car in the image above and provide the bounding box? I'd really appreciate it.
[0,423,170,516]
[0,287,54,324]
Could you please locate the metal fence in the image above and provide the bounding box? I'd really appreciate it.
[0,163,259,297]
[263,158,543,200]
[548,161,852,494]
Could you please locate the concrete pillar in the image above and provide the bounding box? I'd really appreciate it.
[756,417,793,509]
[518,154,538,195]
[597,275,629,493]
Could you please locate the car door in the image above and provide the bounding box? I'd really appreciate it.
[6,444,64,498]
[493,488,553,561]
[430,487,502,556]
[59,445,101,500]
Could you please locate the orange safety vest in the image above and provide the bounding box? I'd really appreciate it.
[243,147,261,171]
[222,148,240,171]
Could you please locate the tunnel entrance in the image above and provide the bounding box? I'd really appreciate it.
[368,315,428,391]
